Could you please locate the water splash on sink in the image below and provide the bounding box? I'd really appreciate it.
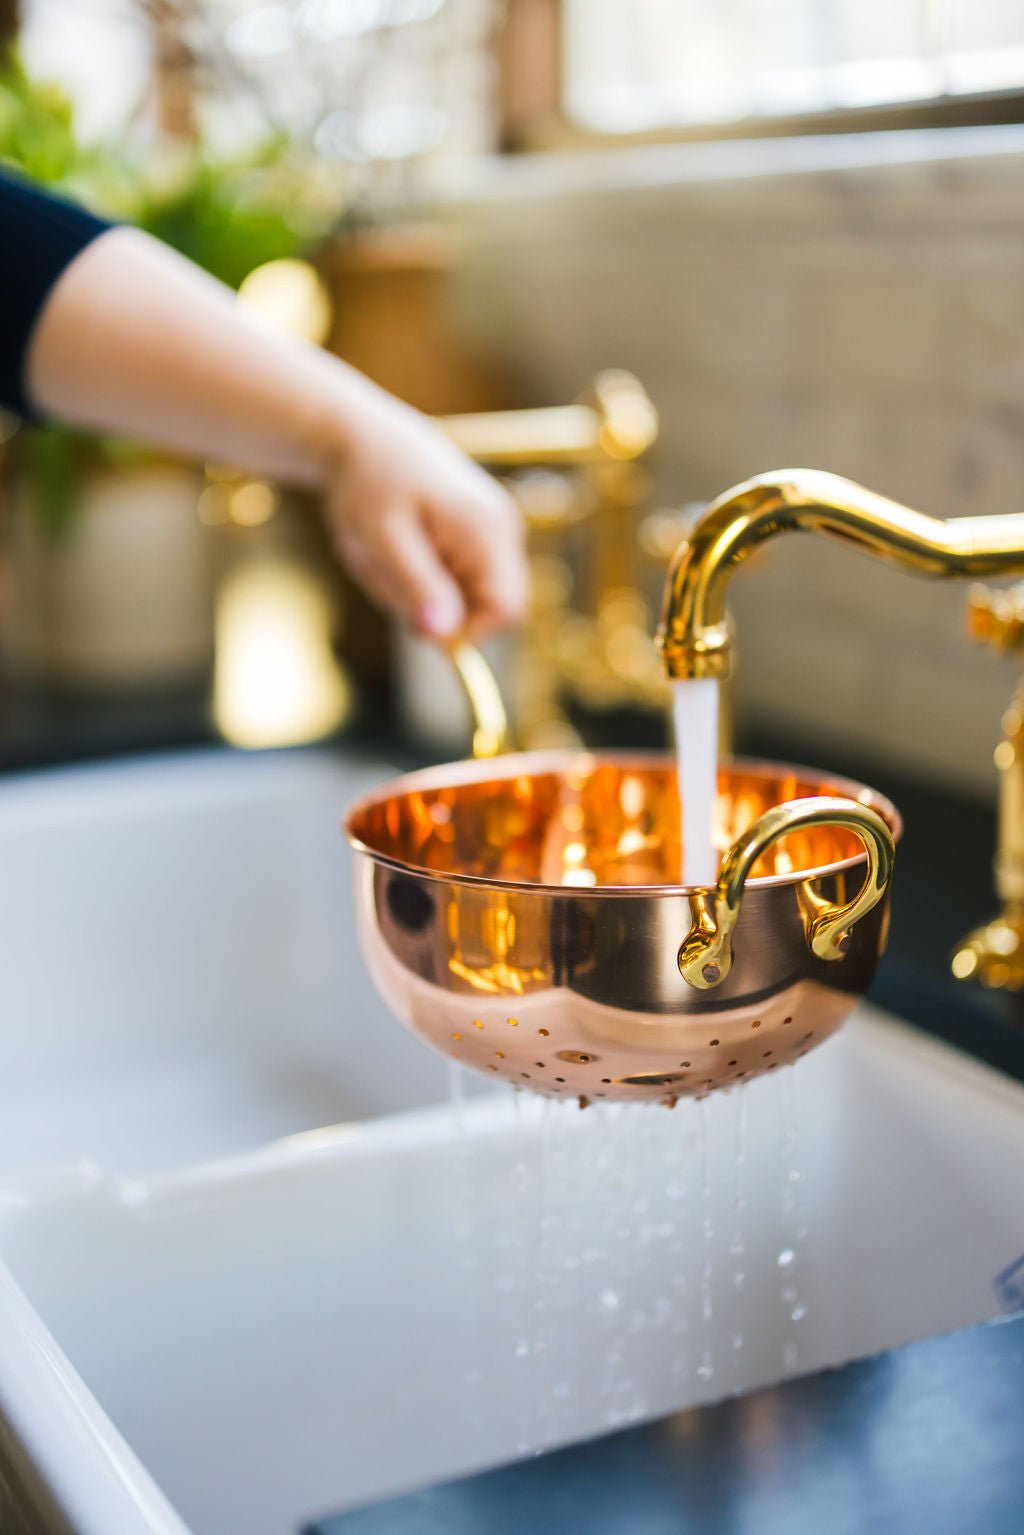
[447,1061,484,1437]
[729,1088,749,1382]
[696,1096,715,1384]
[443,1066,816,1459]
[777,1069,808,1374]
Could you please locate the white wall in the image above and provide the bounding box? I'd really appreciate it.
[443,126,1024,797]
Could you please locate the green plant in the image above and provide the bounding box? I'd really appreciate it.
[0,54,89,186]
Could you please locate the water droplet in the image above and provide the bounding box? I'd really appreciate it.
[599,1288,621,1312]
[791,1302,808,1322]
[515,1339,530,1359]
[777,1247,795,1268]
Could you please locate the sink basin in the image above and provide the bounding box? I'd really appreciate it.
[0,749,1022,1534]
[0,748,475,1179]
[0,1010,1022,1535]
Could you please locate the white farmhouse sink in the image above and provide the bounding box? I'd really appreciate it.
[0,750,1021,1535]
[0,748,469,1179]
[1,1015,1023,1535]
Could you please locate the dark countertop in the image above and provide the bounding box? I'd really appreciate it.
[0,677,219,774]
[308,1313,1024,1535]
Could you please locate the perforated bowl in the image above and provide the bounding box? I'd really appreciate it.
[345,752,900,1105]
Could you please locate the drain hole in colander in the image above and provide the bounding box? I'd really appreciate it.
[556,1050,598,1064]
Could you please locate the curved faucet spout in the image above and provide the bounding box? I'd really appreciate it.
[657,468,1024,681]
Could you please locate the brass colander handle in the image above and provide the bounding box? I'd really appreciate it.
[446,642,510,760]
[678,796,896,990]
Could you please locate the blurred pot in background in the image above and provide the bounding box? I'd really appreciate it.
[4,456,213,690]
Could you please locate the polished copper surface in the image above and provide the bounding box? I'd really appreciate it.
[346,754,901,1105]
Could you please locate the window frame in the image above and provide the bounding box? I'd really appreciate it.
[497,0,1024,153]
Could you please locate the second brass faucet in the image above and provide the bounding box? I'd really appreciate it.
[656,467,1024,994]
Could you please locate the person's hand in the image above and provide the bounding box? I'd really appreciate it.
[323,385,527,641]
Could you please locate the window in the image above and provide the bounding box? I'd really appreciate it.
[563,0,1024,136]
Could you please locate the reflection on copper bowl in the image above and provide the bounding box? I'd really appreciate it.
[345,753,901,1106]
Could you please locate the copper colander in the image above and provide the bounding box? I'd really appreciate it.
[345,686,900,1105]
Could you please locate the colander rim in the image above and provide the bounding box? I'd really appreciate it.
[343,750,903,898]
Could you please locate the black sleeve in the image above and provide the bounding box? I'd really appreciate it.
[0,170,112,419]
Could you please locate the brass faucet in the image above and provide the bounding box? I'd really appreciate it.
[441,369,659,468]
[657,468,1024,682]
[440,372,670,745]
[657,468,1024,991]
[950,585,1024,990]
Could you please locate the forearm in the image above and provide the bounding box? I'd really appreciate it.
[18,210,525,639]
[26,226,376,487]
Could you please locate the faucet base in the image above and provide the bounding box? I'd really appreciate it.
[952,909,1024,992]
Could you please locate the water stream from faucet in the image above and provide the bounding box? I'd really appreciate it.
[672,679,720,886]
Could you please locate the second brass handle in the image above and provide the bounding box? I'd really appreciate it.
[678,796,896,990]
[446,641,510,761]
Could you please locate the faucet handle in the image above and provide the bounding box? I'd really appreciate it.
[967,583,1024,654]
[588,371,659,462]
